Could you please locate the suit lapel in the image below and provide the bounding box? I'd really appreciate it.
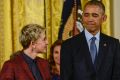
[36,58,46,80]
[78,32,109,72]
[78,32,95,71]
[18,54,35,80]
[95,33,108,71]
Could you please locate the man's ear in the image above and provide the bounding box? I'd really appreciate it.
[102,14,107,22]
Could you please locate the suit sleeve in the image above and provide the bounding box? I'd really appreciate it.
[0,61,14,80]
[60,41,73,80]
[112,39,120,80]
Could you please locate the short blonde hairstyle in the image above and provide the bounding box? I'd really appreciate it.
[19,24,45,49]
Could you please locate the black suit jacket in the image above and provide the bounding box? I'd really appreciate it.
[60,31,120,80]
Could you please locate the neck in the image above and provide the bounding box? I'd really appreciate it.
[92,32,99,36]
[23,48,37,59]
[56,64,60,75]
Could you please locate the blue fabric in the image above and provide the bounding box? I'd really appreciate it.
[22,53,43,80]
[84,29,100,53]
[52,75,60,80]
[90,37,97,64]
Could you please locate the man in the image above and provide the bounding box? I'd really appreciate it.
[0,24,51,80]
[60,1,120,80]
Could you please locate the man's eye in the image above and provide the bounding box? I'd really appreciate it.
[92,13,99,17]
[83,13,89,17]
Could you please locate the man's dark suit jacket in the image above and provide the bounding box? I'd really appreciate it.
[60,31,120,80]
[0,51,51,80]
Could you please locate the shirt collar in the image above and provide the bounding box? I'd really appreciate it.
[22,52,36,65]
[85,28,100,41]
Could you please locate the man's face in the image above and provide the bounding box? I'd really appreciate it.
[82,5,106,35]
[34,32,48,53]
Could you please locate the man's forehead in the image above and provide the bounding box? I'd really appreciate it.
[84,5,103,14]
[84,5,101,10]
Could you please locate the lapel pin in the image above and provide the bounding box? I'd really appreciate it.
[104,43,107,47]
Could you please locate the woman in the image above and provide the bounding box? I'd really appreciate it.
[49,40,63,80]
[0,24,51,80]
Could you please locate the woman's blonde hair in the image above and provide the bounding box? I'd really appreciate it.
[19,24,45,49]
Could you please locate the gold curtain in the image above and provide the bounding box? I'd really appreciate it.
[45,0,63,58]
[0,0,111,69]
[102,0,111,35]
[0,0,63,69]
[0,0,13,69]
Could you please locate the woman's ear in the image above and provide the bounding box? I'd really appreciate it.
[30,41,36,48]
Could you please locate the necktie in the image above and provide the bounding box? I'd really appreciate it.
[90,37,97,64]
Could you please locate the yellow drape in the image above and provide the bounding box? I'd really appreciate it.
[45,0,63,58]
[0,0,12,69]
[102,0,111,35]
[0,0,63,69]
[0,0,111,69]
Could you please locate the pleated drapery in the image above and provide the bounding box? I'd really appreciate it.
[0,0,111,69]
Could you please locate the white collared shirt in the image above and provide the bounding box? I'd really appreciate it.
[85,28,100,54]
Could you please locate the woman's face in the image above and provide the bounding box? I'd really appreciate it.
[53,45,61,65]
[33,32,48,53]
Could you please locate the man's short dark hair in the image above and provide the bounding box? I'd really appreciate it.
[84,0,105,14]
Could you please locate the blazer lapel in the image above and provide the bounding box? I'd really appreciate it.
[36,58,47,80]
[18,54,35,80]
[95,33,108,71]
[78,32,95,71]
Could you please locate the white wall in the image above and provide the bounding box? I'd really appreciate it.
[113,0,120,40]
